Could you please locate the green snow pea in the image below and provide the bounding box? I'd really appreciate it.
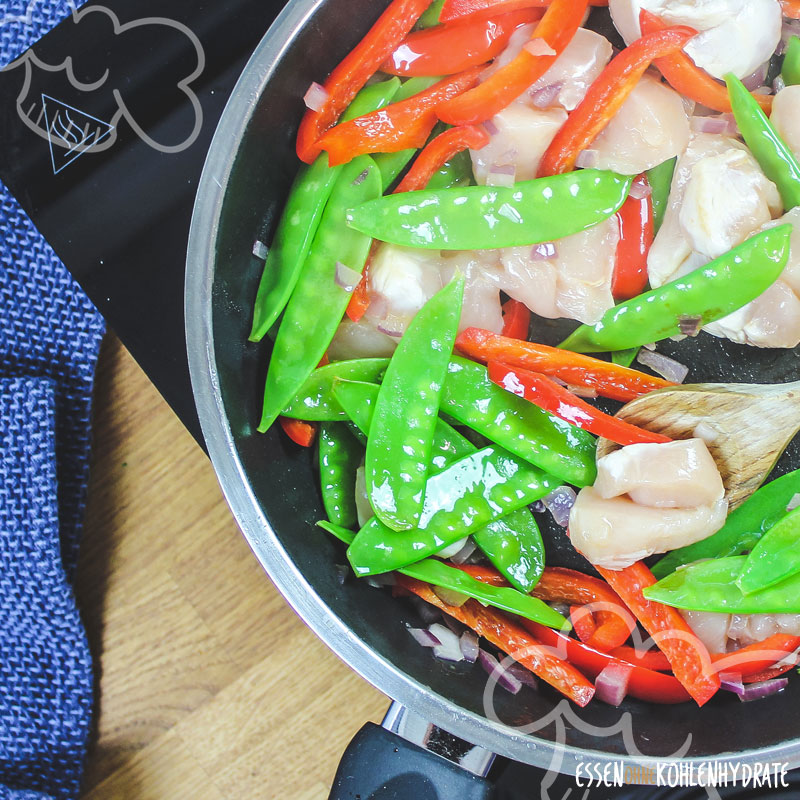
[645,156,676,235]
[249,78,401,342]
[441,356,597,487]
[318,521,565,628]
[346,169,633,250]
[611,348,639,368]
[366,276,464,531]
[559,225,793,353]
[319,423,363,529]
[644,556,800,614]
[652,468,800,578]
[417,0,445,28]
[333,378,545,592]
[280,358,390,420]
[347,445,557,576]
[783,36,800,86]
[738,506,800,595]
[425,148,474,190]
[726,72,800,210]
[258,156,382,432]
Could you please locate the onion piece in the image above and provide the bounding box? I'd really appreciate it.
[738,677,789,702]
[450,538,478,565]
[594,661,633,706]
[304,81,329,111]
[678,314,702,337]
[636,349,689,384]
[478,649,522,694]
[788,493,800,512]
[529,82,563,109]
[377,315,407,339]
[407,626,442,648]
[524,37,556,57]
[486,163,516,188]
[575,149,599,169]
[542,486,577,528]
[429,623,466,662]
[693,421,719,444]
[530,242,557,260]
[437,536,470,559]
[252,240,269,260]
[434,585,470,608]
[334,261,362,294]
[719,672,745,696]
[483,118,500,136]
[460,631,480,663]
[506,662,537,689]
[628,180,652,201]
[742,64,769,92]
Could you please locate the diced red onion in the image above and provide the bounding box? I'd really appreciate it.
[252,240,269,260]
[566,383,598,399]
[753,85,772,96]
[779,19,800,54]
[594,662,633,706]
[678,314,702,337]
[530,242,557,260]
[642,342,656,350]
[303,81,329,111]
[434,585,470,608]
[487,163,516,188]
[506,662,537,689]
[478,649,522,694]
[738,677,789,702]
[628,180,652,201]
[524,37,556,57]
[334,261,362,294]
[575,149,598,169]
[787,493,800,512]
[377,316,407,339]
[450,538,478,565]
[542,486,577,528]
[364,292,389,321]
[483,118,500,136]
[407,626,442,648]
[636,349,689,384]
[429,623,466,662]
[693,421,719,444]
[460,631,480,663]
[742,64,769,92]
[529,82,563,109]
[719,672,745,696]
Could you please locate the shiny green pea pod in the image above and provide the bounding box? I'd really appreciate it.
[347,445,557,576]
[652,467,800,578]
[318,521,566,628]
[417,0,446,28]
[258,156,382,432]
[319,423,363,529]
[250,78,402,342]
[559,225,793,354]
[783,36,800,86]
[333,378,545,592]
[738,506,800,595]
[280,358,390,420]
[611,348,639,368]
[345,169,632,250]
[644,556,800,614]
[442,356,597,487]
[645,156,676,234]
[425,149,474,191]
[366,276,464,531]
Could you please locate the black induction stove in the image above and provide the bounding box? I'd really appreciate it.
[0,3,796,798]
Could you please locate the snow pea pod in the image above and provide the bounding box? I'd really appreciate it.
[366,276,464,531]
[441,356,597,487]
[333,378,545,592]
[250,78,401,342]
[345,169,633,250]
[726,72,800,210]
[258,156,382,433]
[280,358,390,421]
[318,521,565,627]
[425,148,474,190]
[559,225,793,353]
[738,506,800,595]
[645,156,675,235]
[783,36,800,86]
[347,445,557,576]
[651,468,800,578]
[319,423,363,529]
[644,556,800,614]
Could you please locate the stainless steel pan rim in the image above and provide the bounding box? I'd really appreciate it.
[185,0,800,773]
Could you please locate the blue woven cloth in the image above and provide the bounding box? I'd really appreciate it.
[1,3,104,798]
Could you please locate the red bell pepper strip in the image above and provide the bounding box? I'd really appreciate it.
[436,0,589,126]
[455,327,674,402]
[742,663,796,684]
[783,0,800,19]
[610,645,671,671]
[440,0,606,24]
[488,360,672,446]
[317,66,485,166]
[346,242,379,323]
[295,0,431,163]
[711,634,800,679]
[537,24,696,177]
[570,605,598,644]
[639,10,773,115]
[398,575,596,706]
[595,561,720,706]
[612,174,653,301]
[500,299,531,340]
[278,416,317,447]
[382,9,541,77]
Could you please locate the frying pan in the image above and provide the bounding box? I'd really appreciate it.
[184,0,800,792]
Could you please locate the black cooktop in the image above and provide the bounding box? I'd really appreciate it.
[0,3,796,798]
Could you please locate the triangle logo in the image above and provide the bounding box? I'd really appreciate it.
[41,94,115,175]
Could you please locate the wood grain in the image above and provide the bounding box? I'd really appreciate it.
[74,334,386,799]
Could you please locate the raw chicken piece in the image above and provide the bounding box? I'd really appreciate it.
[682,609,800,652]
[568,487,728,569]
[439,251,505,334]
[590,76,690,175]
[770,85,800,159]
[608,0,781,80]
[594,438,724,508]
[328,318,397,360]
[680,609,732,654]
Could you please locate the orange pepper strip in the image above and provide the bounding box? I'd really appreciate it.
[455,327,674,402]
[345,242,379,323]
[317,66,485,167]
[711,634,800,679]
[537,24,696,176]
[782,0,800,19]
[595,561,720,706]
[278,417,317,447]
[397,575,596,706]
[295,0,431,163]
[488,360,672,446]
[500,299,531,340]
[639,10,773,115]
[436,0,589,126]
[612,174,654,301]
[440,0,606,24]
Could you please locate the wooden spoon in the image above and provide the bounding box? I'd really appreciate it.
[595,381,800,511]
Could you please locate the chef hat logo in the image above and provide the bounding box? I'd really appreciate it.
[2,1,205,157]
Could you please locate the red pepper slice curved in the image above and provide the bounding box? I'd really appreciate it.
[612,174,653,301]
[711,634,800,679]
[609,645,671,671]
[570,604,598,644]
[537,25,696,176]
[596,561,720,706]
[436,0,589,126]
[487,360,672,446]
[742,663,796,684]
[397,575,596,706]
[639,10,773,115]
[440,0,607,24]
[382,9,541,77]
[317,66,485,167]
[500,299,531,340]
[296,0,431,163]
[278,416,317,447]
[455,327,674,401]
[783,0,800,19]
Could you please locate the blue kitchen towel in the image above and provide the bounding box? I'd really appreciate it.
[1,3,103,798]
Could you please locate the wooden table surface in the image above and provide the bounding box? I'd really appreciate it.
[74,334,387,799]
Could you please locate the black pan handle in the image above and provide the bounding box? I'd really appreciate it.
[328,722,494,800]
